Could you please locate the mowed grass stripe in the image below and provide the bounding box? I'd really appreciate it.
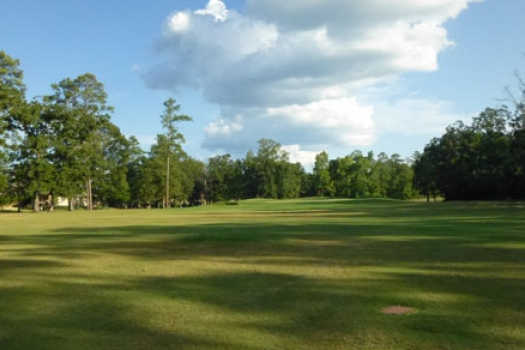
[1,199,524,349]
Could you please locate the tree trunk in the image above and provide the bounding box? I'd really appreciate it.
[68,197,75,211]
[426,193,430,203]
[87,178,93,211]
[86,180,90,210]
[165,156,170,209]
[33,191,40,213]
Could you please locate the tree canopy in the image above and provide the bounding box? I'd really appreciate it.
[414,84,525,201]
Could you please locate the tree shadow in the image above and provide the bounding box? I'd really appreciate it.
[22,213,521,266]
[0,280,265,350]
[2,267,523,349]
[2,200,525,348]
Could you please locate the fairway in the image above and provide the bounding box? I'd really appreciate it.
[1,199,525,349]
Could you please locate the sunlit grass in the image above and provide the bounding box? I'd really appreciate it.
[1,199,524,349]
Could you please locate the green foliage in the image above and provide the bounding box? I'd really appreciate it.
[42,73,116,209]
[161,98,192,146]
[95,129,137,208]
[9,101,57,210]
[128,156,157,208]
[0,51,26,205]
[313,151,334,196]
[0,50,25,136]
[326,151,415,199]
[254,139,287,198]
[207,154,237,202]
[204,142,415,202]
[414,102,525,200]
[276,161,304,199]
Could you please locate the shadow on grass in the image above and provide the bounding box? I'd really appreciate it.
[1,267,524,349]
[0,282,264,350]
[7,213,523,265]
[1,200,525,349]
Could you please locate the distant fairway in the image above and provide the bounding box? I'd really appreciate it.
[1,199,525,349]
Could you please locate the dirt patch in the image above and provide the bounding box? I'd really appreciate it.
[381,306,417,315]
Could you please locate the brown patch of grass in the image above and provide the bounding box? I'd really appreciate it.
[381,306,417,315]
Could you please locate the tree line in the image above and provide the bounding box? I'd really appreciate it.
[413,93,525,201]
[2,50,523,210]
[0,51,420,211]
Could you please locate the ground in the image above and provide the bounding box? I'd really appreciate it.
[1,198,524,349]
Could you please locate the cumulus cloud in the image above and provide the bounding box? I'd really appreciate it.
[282,145,320,170]
[374,98,471,135]
[267,97,375,146]
[145,0,479,163]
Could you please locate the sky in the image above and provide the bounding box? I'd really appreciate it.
[2,0,524,168]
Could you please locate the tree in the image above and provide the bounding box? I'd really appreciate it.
[10,101,56,211]
[207,154,235,202]
[386,154,414,199]
[276,161,304,199]
[179,157,206,206]
[254,139,288,198]
[0,51,25,135]
[415,106,518,201]
[95,127,137,208]
[229,160,246,200]
[0,51,26,205]
[159,98,192,208]
[313,151,334,196]
[329,156,354,197]
[413,151,439,202]
[242,150,260,198]
[128,155,157,208]
[44,73,113,210]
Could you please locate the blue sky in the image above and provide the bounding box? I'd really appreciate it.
[2,0,524,168]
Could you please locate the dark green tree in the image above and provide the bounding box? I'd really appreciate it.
[10,101,56,211]
[0,51,26,205]
[313,151,334,196]
[207,154,236,202]
[44,73,113,210]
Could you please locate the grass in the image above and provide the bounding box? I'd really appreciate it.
[1,198,524,349]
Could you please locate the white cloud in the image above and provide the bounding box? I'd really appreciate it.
[282,145,320,169]
[267,97,375,146]
[166,11,190,33]
[195,0,229,22]
[374,98,470,135]
[146,0,480,163]
[245,0,478,33]
[205,115,243,137]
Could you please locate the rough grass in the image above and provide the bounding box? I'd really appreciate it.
[1,198,524,349]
